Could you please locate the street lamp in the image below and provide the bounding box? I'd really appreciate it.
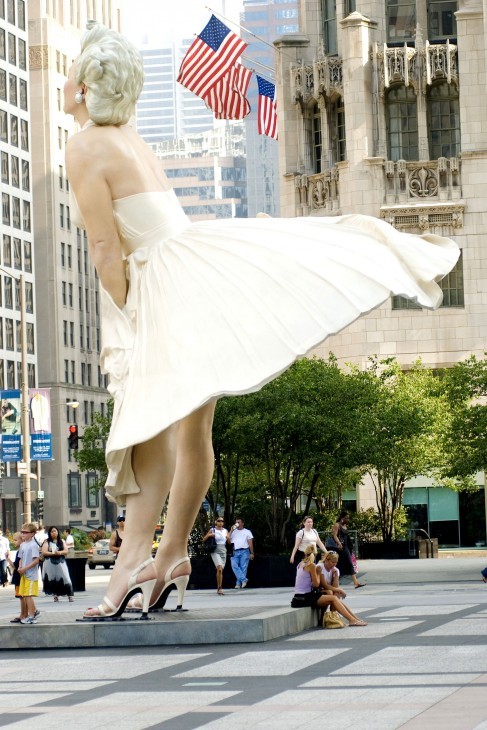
[0,267,30,521]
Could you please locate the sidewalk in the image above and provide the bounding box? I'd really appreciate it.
[0,557,486,729]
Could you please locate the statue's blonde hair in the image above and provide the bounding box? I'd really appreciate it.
[76,21,144,126]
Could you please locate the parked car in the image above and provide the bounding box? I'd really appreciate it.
[87,539,116,570]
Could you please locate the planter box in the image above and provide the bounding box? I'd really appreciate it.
[359,541,413,560]
[189,554,296,590]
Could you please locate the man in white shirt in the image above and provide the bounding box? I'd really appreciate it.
[229,518,254,588]
[65,528,75,555]
[0,528,10,586]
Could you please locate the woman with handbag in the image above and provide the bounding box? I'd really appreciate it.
[291,545,367,626]
[329,511,365,589]
[42,526,74,602]
[203,518,228,595]
[290,516,327,565]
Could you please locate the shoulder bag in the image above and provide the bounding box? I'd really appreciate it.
[204,534,217,553]
[323,610,346,629]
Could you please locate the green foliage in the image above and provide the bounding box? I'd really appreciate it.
[88,529,106,543]
[439,354,487,478]
[75,400,113,487]
[67,528,92,550]
[210,356,371,551]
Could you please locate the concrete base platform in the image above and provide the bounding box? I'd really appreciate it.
[0,605,317,650]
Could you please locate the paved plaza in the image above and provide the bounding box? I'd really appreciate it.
[0,557,486,729]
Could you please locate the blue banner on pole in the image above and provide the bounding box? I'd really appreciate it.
[1,389,21,462]
[29,388,52,460]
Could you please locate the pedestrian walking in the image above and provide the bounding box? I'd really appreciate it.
[229,518,254,588]
[203,517,229,595]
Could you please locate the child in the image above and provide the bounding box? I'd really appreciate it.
[17,522,40,624]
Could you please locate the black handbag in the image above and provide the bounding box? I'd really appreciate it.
[325,537,339,550]
[204,535,217,553]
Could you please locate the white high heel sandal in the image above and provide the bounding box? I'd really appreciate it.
[126,557,190,613]
[80,557,156,621]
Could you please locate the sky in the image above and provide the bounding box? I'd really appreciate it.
[121,0,244,47]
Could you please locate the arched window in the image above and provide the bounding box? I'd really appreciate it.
[427,82,460,159]
[386,85,418,161]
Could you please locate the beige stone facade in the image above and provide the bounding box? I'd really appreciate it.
[275,0,487,542]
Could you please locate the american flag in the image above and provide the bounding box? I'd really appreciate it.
[257,75,278,140]
[204,63,252,120]
[177,15,247,99]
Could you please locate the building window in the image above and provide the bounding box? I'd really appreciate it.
[439,253,464,306]
[0,68,6,100]
[62,281,67,306]
[71,360,75,384]
[60,203,64,228]
[3,235,11,265]
[63,320,68,346]
[0,318,3,348]
[1,151,8,183]
[387,0,416,42]
[19,78,27,111]
[9,73,16,105]
[68,472,82,506]
[24,240,32,272]
[67,244,72,268]
[7,0,14,25]
[2,193,10,226]
[20,119,28,151]
[427,82,460,159]
[27,322,34,354]
[64,359,69,383]
[322,0,337,55]
[86,473,99,507]
[386,85,418,161]
[25,281,33,312]
[427,0,457,40]
[17,0,25,30]
[13,238,21,269]
[68,283,73,307]
[312,104,322,173]
[4,277,12,308]
[21,160,29,191]
[8,32,15,64]
[87,364,92,386]
[70,321,74,347]
[10,155,18,186]
[329,96,346,163]
[12,196,20,228]
[0,362,4,390]
[22,200,30,231]
[5,318,14,349]
[18,38,25,70]
[0,110,7,141]
[0,29,5,61]
[28,362,35,387]
[80,324,84,348]
[6,360,15,388]
[61,241,65,267]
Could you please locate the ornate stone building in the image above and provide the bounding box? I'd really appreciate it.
[275,0,487,544]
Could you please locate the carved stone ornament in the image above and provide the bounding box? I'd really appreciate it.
[380,204,464,230]
[29,45,49,70]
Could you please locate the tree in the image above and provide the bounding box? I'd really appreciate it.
[352,358,447,542]
[210,356,373,551]
[75,400,113,489]
[440,354,487,481]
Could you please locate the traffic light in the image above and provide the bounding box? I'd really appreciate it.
[37,498,44,520]
[68,424,79,450]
